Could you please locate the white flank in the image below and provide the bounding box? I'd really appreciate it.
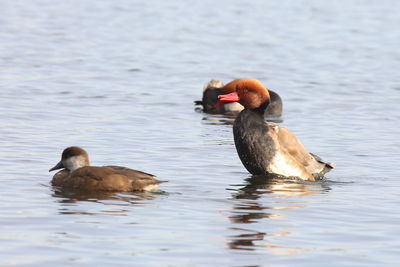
[143,184,159,192]
[269,152,306,180]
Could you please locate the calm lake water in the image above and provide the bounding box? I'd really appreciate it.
[1,0,400,266]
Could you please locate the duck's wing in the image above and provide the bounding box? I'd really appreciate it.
[266,122,332,177]
[59,166,110,190]
[65,166,161,191]
[106,166,163,190]
[71,166,109,181]
[106,166,156,178]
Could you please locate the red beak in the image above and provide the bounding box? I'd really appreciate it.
[215,92,240,107]
[218,92,240,102]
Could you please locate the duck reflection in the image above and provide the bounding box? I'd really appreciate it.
[200,113,236,126]
[52,188,161,216]
[228,227,266,251]
[232,175,329,201]
[227,175,330,253]
[200,113,282,126]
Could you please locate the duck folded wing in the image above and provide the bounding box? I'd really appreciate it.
[105,166,162,190]
[267,122,332,178]
[106,166,156,178]
[61,166,126,191]
[59,166,156,191]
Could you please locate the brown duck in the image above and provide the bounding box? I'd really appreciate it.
[49,146,162,191]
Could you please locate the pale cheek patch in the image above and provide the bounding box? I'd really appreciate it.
[64,156,87,172]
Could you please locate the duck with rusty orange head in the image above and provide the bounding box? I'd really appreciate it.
[218,79,334,181]
[195,79,282,116]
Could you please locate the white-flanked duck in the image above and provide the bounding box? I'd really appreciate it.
[218,79,333,181]
[195,79,282,116]
[49,146,162,191]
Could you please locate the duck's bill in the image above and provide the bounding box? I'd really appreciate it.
[49,161,64,172]
[218,92,240,102]
[216,92,240,107]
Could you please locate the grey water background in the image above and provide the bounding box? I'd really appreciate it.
[1,0,400,265]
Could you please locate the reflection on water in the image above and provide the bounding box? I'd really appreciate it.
[227,175,330,254]
[228,227,265,251]
[2,0,399,264]
[228,228,305,255]
[200,113,283,126]
[201,113,236,126]
[52,188,160,216]
[233,175,331,200]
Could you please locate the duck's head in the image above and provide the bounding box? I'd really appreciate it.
[49,146,90,172]
[201,80,226,111]
[212,79,238,108]
[218,79,270,110]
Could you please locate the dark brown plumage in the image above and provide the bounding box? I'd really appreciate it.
[49,147,162,192]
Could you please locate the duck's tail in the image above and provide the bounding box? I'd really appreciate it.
[310,152,335,178]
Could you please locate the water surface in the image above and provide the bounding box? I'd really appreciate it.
[1,0,400,265]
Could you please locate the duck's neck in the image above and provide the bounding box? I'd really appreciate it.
[233,103,275,175]
[251,101,269,116]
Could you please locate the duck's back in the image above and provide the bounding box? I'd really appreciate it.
[266,90,282,116]
[105,166,160,191]
[55,166,159,192]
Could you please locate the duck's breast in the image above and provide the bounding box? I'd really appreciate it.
[233,110,277,175]
[51,169,70,186]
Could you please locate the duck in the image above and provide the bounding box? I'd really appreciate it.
[218,79,333,181]
[195,79,282,116]
[49,146,162,191]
